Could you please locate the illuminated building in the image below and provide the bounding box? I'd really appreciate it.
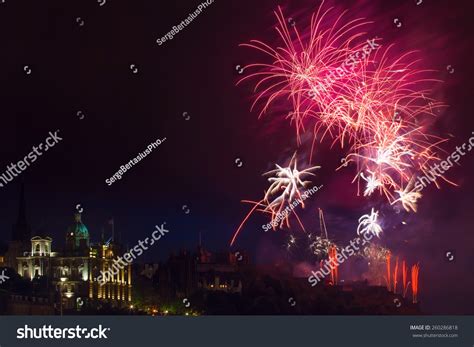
[7,184,131,312]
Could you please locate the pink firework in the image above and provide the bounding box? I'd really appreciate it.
[237,1,372,144]
[238,1,451,209]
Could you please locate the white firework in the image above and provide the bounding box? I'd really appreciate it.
[309,235,335,256]
[393,186,422,213]
[230,154,320,245]
[359,243,391,262]
[357,208,383,238]
[360,171,382,196]
[263,153,320,210]
[285,234,298,251]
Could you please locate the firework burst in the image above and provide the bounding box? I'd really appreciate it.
[238,0,451,212]
[359,243,391,263]
[308,234,337,257]
[263,153,321,211]
[237,1,373,143]
[393,185,422,213]
[230,154,320,246]
[357,208,383,238]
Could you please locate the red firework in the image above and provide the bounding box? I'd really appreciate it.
[402,260,409,298]
[393,257,399,293]
[328,246,338,285]
[411,264,420,304]
[385,253,391,291]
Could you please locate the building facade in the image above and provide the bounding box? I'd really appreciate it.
[6,184,132,312]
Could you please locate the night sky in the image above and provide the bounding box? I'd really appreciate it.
[0,0,473,314]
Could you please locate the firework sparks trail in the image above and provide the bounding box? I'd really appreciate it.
[411,264,420,304]
[392,183,422,212]
[393,257,399,293]
[402,260,410,298]
[385,254,391,291]
[328,246,338,285]
[230,154,320,246]
[319,208,329,240]
[306,209,337,258]
[357,208,383,238]
[238,0,451,209]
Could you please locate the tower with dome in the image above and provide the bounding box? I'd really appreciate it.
[8,184,132,313]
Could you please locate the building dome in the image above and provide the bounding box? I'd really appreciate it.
[66,213,90,251]
[67,223,89,238]
[67,213,89,238]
